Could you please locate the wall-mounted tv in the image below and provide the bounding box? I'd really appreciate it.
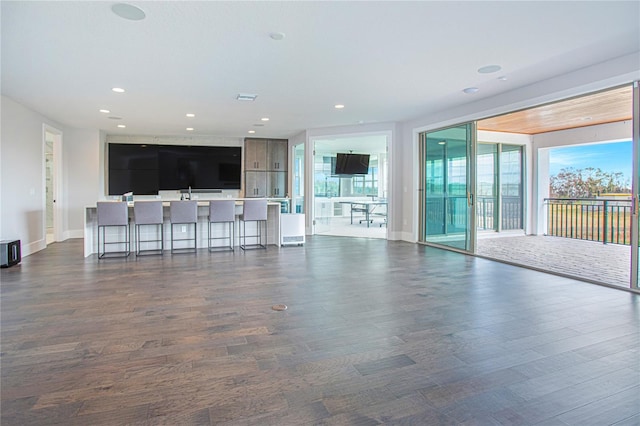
[334,153,370,175]
[108,143,241,195]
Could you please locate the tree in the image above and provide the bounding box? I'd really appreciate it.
[550,167,630,198]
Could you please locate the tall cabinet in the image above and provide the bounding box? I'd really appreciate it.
[244,138,288,197]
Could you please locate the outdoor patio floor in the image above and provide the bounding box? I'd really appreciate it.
[476,234,632,289]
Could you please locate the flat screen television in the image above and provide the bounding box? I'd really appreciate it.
[108,143,241,195]
[334,153,370,175]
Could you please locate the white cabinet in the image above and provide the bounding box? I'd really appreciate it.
[280,213,305,245]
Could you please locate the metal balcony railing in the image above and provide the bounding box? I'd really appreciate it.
[544,198,632,245]
[477,196,523,231]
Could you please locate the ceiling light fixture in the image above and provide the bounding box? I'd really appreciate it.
[269,32,286,41]
[112,87,125,93]
[497,76,508,81]
[99,109,110,113]
[248,130,256,134]
[111,3,146,21]
[463,87,479,94]
[477,64,502,74]
[237,93,257,101]
[186,127,194,131]
[334,104,345,109]
[261,117,269,121]
[117,124,126,128]
[186,113,195,118]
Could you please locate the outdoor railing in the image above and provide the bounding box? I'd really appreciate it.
[477,196,523,231]
[544,198,632,245]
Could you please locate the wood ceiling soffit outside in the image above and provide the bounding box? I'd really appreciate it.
[477,85,633,135]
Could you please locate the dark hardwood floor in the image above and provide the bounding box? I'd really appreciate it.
[1,237,638,425]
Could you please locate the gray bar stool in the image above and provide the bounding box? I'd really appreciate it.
[97,201,130,259]
[208,200,235,251]
[134,201,164,256]
[239,199,268,250]
[170,200,198,254]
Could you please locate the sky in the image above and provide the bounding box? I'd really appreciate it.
[549,141,633,181]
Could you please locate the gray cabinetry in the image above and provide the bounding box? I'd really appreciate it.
[268,172,286,197]
[245,171,267,197]
[244,138,288,198]
[245,138,268,171]
[268,140,287,171]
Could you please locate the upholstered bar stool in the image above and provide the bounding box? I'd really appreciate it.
[133,201,164,256]
[239,199,268,250]
[96,201,130,259]
[169,200,198,254]
[208,200,235,251]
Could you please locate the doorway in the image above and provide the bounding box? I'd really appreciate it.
[311,134,389,239]
[43,125,62,245]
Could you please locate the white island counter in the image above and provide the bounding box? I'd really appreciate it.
[83,199,284,257]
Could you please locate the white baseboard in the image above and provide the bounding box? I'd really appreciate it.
[64,229,84,240]
[22,238,47,257]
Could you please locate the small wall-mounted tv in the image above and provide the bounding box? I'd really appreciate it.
[108,143,241,195]
[334,153,370,175]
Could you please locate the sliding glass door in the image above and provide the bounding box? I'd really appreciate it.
[632,81,639,290]
[419,123,476,252]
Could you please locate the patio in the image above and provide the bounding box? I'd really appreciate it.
[476,233,632,289]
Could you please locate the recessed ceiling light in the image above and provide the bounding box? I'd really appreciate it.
[261,117,269,121]
[478,65,502,74]
[117,124,126,128]
[334,104,345,109]
[497,76,508,81]
[237,93,257,101]
[248,130,256,134]
[111,3,146,21]
[112,87,125,93]
[463,87,479,94]
[186,113,195,118]
[269,32,286,41]
[186,127,194,131]
[99,109,110,113]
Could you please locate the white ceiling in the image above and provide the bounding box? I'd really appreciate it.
[2,1,639,139]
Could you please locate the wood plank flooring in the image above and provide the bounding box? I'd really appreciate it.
[1,237,638,425]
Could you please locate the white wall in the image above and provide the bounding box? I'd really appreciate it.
[1,97,64,254]
[65,128,101,238]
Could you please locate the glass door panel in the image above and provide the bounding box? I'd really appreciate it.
[292,144,304,213]
[632,81,639,290]
[500,144,524,231]
[477,143,497,231]
[421,123,475,252]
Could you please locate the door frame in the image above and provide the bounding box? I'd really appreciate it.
[43,124,63,243]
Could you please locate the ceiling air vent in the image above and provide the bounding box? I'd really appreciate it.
[236,93,257,101]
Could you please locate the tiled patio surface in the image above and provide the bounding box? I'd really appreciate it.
[476,234,633,288]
